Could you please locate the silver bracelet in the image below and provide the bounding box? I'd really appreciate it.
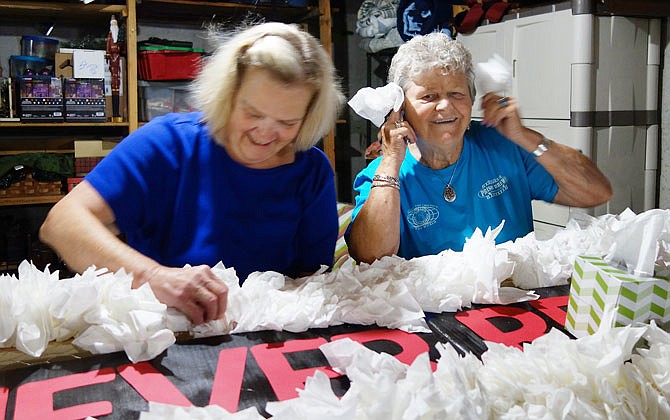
[532,137,552,158]
[372,174,400,188]
[371,181,400,190]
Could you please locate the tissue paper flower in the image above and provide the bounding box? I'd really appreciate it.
[475,53,513,95]
[140,321,668,419]
[348,82,404,127]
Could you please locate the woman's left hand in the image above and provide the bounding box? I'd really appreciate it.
[480,93,526,144]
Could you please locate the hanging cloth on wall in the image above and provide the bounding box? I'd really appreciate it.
[397,0,465,41]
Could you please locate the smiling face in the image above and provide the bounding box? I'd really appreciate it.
[403,68,473,148]
[223,68,314,169]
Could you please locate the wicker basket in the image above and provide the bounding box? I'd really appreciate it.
[0,173,63,197]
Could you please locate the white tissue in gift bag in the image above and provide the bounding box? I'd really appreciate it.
[348,82,404,127]
[605,208,670,277]
[476,53,512,95]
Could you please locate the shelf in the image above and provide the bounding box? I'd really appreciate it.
[0,122,129,128]
[137,0,319,24]
[0,194,65,207]
[0,1,127,23]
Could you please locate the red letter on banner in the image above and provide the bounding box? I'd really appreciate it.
[14,368,115,420]
[251,337,339,401]
[456,306,548,349]
[1,387,8,420]
[331,329,436,370]
[529,296,569,327]
[209,347,248,412]
[118,362,191,406]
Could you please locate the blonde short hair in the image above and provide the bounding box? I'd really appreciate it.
[388,33,476,100]
[192,22,344,151]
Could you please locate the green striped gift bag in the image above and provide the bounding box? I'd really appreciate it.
[566,255,670,338]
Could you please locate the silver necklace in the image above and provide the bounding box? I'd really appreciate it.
[432,158,460,203]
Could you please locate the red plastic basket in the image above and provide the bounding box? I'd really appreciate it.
[138,50,202,81]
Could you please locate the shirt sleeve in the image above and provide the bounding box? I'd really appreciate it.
[292,148,339,274]
[84,115,181,233]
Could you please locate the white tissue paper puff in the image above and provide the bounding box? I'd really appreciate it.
[500,211,620,288]
[266,371,356,419]
[140,320,669,419]
[73,277,174,363]
[605,208,670,277]
[348,82,404,127]
[475,53,513,95]
[11,261,59,357]
[139,402,264,420]
[0,272,18,347]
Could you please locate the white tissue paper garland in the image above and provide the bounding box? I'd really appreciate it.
[348,82,404,127]
[140,317,670,419]
[4,208,670,363]
[501,208,670,288]
[475,53,513,96]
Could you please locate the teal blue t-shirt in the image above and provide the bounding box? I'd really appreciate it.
[347,121,558,259]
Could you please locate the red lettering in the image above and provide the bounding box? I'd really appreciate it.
[14,368,115,420]
[331,329,436,370]
[456,306,548,349]
[118,362,191,406]
[251,337,339,401]
[529,296,569,326]
[1,387,8,420]
[209,347,248,412]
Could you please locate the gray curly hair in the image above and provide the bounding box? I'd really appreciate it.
[387,33,476,100]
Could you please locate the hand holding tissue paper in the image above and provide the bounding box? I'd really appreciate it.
[475,53,512,95]
[566,209,670,338]
[348,82,404,127]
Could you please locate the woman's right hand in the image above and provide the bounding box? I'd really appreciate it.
[380,109,417,163]
[142,265,229,325]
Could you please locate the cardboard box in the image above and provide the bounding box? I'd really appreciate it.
[566,255,670,338]
[55,52,73,78]
[74,140,118,158]
[18,76,63,121]
[63,78,106,122]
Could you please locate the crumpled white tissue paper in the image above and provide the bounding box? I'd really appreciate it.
[9,208,670,366]
[152,316,669,419]
[501,208,670,288]
[1,263,175,362]
[348,82,404,127]
[475,53,513,95]
[138,402,263,420]
[605,208,668,277]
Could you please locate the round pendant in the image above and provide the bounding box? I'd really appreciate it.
[443,185,456,202]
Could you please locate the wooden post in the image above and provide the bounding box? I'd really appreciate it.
[319,0,335,169]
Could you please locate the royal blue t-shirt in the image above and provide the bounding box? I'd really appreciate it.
[86,112,338,282]
[347,121,558,259]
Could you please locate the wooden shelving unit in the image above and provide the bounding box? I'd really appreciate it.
[0,194,65,207]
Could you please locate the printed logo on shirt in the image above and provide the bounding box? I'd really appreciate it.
[478,175,509,199]
[407,204,439,230]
